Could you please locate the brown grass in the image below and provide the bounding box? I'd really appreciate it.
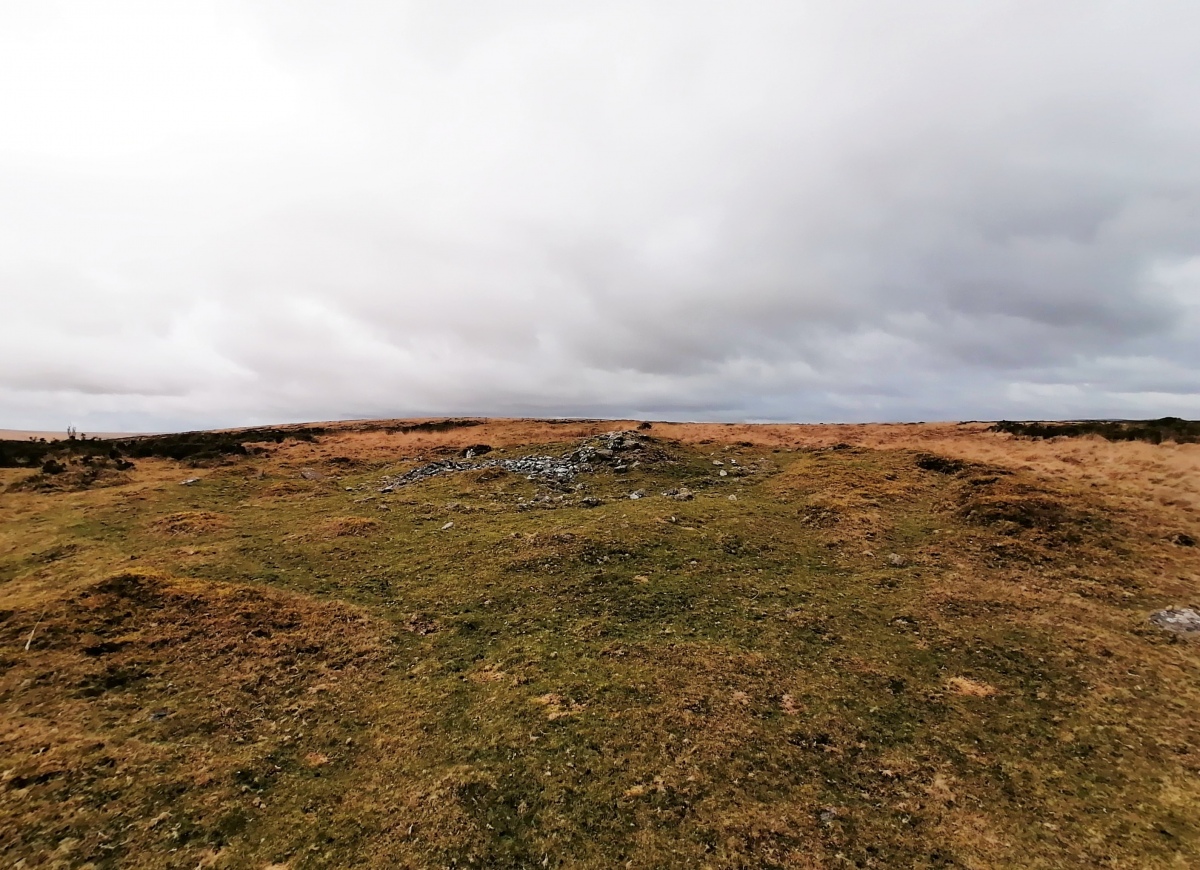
[321,516,381,537]
[150,510,230,535]
[0,570,384,867]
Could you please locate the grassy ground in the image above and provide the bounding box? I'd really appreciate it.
[2,422,1199,868]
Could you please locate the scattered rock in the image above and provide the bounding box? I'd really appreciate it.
[181,477,200,486]
[662,487,694,501]
[299,468,324,481]
[719,470,728,477]
[377,430,659,492]
[1149,607,1200,636]
[1171,533,1195,547]
[629,490,646,500]
[441,521,454,531]
[886,553,907,568]
[727,494,738,502]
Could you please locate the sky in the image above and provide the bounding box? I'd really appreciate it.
[2,0,1199,432]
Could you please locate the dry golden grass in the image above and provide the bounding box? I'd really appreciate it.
[320,516,382,538]
[151,510,231,535]
[1,569,385,867]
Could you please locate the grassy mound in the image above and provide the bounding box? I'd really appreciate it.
[0,571,383,867]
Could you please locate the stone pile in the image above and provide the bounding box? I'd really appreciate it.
[378,430,654,492]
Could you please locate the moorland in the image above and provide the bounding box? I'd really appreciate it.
[2,418,1199,868]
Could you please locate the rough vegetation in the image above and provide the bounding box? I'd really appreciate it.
[990,417,1200,444]
[0,425,327,470]
[2,418,1199,868]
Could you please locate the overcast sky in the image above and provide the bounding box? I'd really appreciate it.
[3,1,1199,431]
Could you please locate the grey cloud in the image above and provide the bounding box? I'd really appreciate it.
[2,0,1200,431]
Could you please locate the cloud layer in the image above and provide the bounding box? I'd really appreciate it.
[3,1,1199,430]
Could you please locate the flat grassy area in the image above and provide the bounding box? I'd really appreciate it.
[2,423,1199,868]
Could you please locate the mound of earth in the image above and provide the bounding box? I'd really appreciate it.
[0,571,384,868]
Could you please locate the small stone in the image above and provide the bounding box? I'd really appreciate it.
[629,490,646,500]
[728,494,737,502]
[712,460,724,466]
[300,469,323,481]
[1171,533,1195,547]
[886,553,907,568]
[719,470,728,477]
[180,477,200,486]
[1150,607,1200,635]
[441,521,454,531]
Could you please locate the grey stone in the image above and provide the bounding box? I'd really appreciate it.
[1150,608,1200,635]
[662,487,694,501]
[376,430,655,492]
